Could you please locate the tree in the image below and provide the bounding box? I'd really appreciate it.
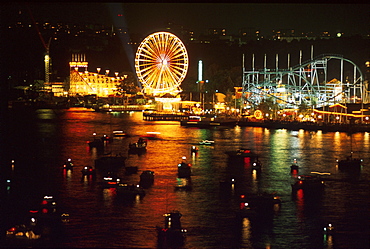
[116,72,140,95]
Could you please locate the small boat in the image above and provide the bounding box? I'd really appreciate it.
[190,145,199,153]
[199,140,214,145]
[157,211,187,247]
[140,131,161,140]
[290,159,299,172]
[175,178,192,191]
[112,130,128,137]
[81,166,96,176]
[238,192,281,218]
[225,149,259,165]
[63,158,74,170]
[87,138,105,150]
[252,159,262,170]
[6,224,41,240]
[291,174,325,192]
[139,170,155,188]
[129,137,147,154]
[177,156,192,178]
[225,148,257,158]
[115,183,145,197]
[100,172,121,188]
[337,153,362,171]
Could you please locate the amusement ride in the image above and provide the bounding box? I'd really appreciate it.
[135,31,189,111]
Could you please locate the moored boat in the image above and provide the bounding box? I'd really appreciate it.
[199,140,214,145]
[156,211,187,247]
[177,156,192,178]
[291,174,325,192]
[139,170,155,188]
[115,183,145,197]
[112,130,128,137]
[128,137,147,154]
[337,153,362,171]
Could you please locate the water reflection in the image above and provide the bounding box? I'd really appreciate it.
[2,110,369,249]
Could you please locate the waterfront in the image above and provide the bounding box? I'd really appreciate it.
[1,108,369,248]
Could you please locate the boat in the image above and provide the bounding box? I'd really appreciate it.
[81,166,96,176]
[252,159,262,170]
[175,178,192,191]
[291,174,325,193]
[177,156,192,178]
[190,145,199,153]
[6,224,41,240]
[63,158,74,170]
[128,137,147,154]
[337,133,363,171]
[139,170,155,188]
[337,153,362,171]
[225,148,259,164]
[238,192,281,218]
[156,211,187,247]
[115,183,145,197]
[291,159,299,173]
[140,131,161,140]
[100,172,121,188]
[199,140,214,145]
[112,130,128,137]
[87,138,105,150]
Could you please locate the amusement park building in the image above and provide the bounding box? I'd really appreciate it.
[68,54,123,97]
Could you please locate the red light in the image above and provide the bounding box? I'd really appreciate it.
[42,208,48,214]
[244,150,250,153]
[41,200,48,205]
[240,195,245,198]
[8,227,16,232]
[29,210,38,213]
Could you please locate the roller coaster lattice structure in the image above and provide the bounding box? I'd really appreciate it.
[242,53,367,109]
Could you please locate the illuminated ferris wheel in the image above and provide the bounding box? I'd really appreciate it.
[135,32,189,96]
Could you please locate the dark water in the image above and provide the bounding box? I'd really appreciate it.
[1,108,369,248]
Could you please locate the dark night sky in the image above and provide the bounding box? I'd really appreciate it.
[6,2,370,37]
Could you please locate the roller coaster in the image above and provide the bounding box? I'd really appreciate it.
[242,53,367,109]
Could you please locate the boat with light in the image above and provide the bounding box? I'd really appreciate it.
[112,130,128,137]
[128,137,147,154]
[63,158,74,170]
[115,183,145,197]
[175,178,192,191]
[157,211,187,247]
[139,170,155,187]
[191,145,199,153]
[81,166,96,176]
[6,224,41,240]
[100,173,121,187]
[337,153,362,171]
[140,131,161,140]
[199,140,214,145]
[177,156,192,178]
[291,174,325,192]
[238,192,281,218]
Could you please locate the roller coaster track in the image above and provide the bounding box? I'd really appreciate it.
[242,54,366,108]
